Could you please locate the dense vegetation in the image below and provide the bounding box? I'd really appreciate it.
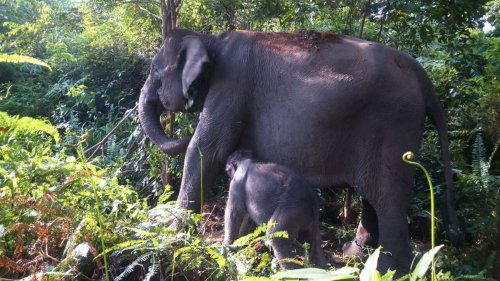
[0,0,498,280]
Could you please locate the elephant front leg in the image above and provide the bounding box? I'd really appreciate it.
[343,199,379,257]
[223,197,246,244]
[176,143,215,213]
[175,109,244,213]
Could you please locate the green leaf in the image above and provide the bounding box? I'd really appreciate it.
[124,227,157,238]
[99,239,147,257]
[272,267,358,280]
[233,222,270,246]
[0,54,52,71]
[381,270,396,281]
[360,247,381,281]
[410,245,444,281]
[207,247,226,268]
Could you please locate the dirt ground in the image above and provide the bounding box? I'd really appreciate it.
[198,194,356,267]
[197,187,432,268]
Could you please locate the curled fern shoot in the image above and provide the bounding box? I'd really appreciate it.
[402,151,437,281]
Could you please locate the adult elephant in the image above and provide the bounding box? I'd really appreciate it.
[138,29,463,273]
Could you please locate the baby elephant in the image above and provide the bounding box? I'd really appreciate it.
[223,150,327,269]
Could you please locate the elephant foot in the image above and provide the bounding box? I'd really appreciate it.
[342,240,365,257]
[377,251,411,278]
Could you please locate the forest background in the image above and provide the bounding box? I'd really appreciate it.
[0,0,498,280]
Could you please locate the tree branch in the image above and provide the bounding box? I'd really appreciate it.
[84,104,138,158]
[138,5,161,20]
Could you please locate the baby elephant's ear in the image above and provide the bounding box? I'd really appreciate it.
[180,36,210,99]
[225,161,237,178]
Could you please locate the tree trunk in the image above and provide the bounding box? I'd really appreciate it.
[359,0,371,38]
[376,0,389,43]
[161,0,182,38]
[160,0,183,188]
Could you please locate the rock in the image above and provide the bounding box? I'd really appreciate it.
[71,242,95,279]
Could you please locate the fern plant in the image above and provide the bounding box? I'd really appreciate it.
[0,111,60,143]
[0,54,52,71]
[471,132,496,190]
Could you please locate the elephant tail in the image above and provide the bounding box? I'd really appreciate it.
[423,79,465,247]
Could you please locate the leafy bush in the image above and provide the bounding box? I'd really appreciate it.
[0,111,147,279]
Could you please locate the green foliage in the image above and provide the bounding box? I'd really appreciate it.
[231,246,446,281]
[0,111,146,278]
[99,201,228,280]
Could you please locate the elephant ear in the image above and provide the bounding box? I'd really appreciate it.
[180,36,210,99]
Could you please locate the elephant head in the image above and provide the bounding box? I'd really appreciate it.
[138,31,211,154]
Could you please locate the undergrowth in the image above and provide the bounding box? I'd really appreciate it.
[0,112,147,279]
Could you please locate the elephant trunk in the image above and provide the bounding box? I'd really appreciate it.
[138,76,191,155]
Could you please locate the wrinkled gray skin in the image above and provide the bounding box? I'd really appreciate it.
[138,29,463,274]
[223,150,327,269]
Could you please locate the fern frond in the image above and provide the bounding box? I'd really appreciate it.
[0,112,60,143]
[266,230,289,240]
[0,54,52,71]
[144,255,160,281]
[233,223,269,246]
[114,252,154,281]
[472,133,490,188]
[207,247,227,268]
[105,134,116,161]
[105,239,148,258]
[124,227,157,238]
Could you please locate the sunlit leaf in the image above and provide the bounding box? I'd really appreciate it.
[410,245,444,281]
[272,267,358,280]
[360,247,381,281]
[0,54,52,71]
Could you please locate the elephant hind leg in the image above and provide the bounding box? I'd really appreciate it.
[267,210,309,269]
[372,171,413,276]
[238,214,257,237]
[376,210,412,274]
[268,225,302,269]
[309,225,327,268]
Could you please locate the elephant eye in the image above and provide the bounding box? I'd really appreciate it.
[177,49,187,68]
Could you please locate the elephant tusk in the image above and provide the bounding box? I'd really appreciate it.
[185,97,194,110]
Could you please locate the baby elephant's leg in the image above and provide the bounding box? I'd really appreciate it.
[238,214,257,237]
[267,212,303,269]
[309,225,327,268]
[297,212,327,268]
[224,194,246,245]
